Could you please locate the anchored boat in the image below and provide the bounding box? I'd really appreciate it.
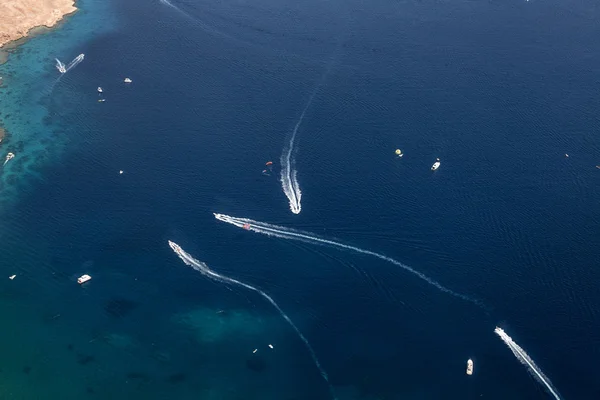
[431,158,440,171]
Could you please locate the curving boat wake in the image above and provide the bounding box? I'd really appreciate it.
[168,240,336,399]
[280,91,317,214]
[214,213,484,308]
[495,327,562,400]
[55,59,66,74]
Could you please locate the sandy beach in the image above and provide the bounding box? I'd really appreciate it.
[0,0,77,49]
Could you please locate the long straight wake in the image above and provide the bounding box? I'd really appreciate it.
[214,213,484,308]
[494,327,562,400]
[159,0,258,48]
[65,53,85,72]
[168,240,336,399]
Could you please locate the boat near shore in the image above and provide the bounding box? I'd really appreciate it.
[4,152,14,166]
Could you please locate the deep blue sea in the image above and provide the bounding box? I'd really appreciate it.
[0,0,599,398]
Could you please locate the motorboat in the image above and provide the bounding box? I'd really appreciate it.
[97,87,103,93]
[466,359,473,375]
[124,78,132,83]
[168,240,183,256]
[4,152,14,166]
[77,274,92,284]
[431,158,440,171]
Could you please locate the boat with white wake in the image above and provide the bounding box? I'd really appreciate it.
[4,152,14,166]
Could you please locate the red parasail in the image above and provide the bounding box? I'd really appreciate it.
[265,161,273,166]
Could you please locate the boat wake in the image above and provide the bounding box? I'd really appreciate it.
[280,52,339,215]
[280,92,316,214]
[55,59,66,74]
[159,0,251,47]
[55,53,85,74]
[214,213,485,308]
[495,327,562,400]
[168,240,336,399]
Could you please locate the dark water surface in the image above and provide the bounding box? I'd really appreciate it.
[0,0,598,398]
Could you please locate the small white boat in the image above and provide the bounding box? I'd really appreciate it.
[77,274,92,284]
[97,87,103,93]
[124,78,132,83]
[431,158,440,171]
[466,359,473,375]
[9,275,16,280]
[4,152,14,166]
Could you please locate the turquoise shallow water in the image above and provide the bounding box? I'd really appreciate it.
[0,0,116,208]
[1,0,600,399]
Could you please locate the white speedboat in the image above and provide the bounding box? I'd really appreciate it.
[77,274,92,284]
[97,86,103,93]
[431,158,440,171]
[124,78,132,83]
[466,359,473,375]
[4,152,14,166]
[168,240,183,256]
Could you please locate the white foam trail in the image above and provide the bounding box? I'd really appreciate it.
[55,59,66,74]
[495,327,562,400]
[280,54,338,215]
[280,91,317,214]
[65,53,85,72]
[168,241,336,399]
[159,0,245,44]
[214,213,484,308]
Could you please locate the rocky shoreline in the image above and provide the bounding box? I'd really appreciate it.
[0,0,78,52]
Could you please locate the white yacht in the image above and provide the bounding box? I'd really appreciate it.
[466,359,473,375]
[77,274,92,284]
[431,158,440,171]
[97,86,103,93]
[124,78,132,83]
[4,152,14,166]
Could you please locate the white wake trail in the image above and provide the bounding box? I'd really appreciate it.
[495,327,562,400]
[280,53,338,215]
[280,91,317,215]
[214,213,484,308]
[168,240,336,399]
[55,59,66,74]
[65,53,85,72]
